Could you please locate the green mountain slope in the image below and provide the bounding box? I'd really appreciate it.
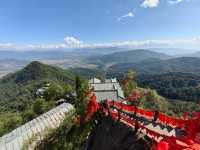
[0,61,75,112]
[137,72,200,102]
[89,49,170,66]
[108,57,200,75]
[69,67,105,79]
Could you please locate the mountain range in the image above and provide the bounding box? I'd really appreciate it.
[1,48,200,78]
[108,57,200,75]
[88,49,170,68]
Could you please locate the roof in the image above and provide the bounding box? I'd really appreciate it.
[89,78,125,102]
[105,78,117,83]
[0,103,74,150]
[94,90,124,102]
[89,78,101,84]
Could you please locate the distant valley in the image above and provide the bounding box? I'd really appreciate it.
[1,48,200,79]
[0,59,28,78]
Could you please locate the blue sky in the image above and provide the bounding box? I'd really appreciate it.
[0,0,200,51]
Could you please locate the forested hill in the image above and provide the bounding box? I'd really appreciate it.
[137,72,200,102]
[88,49,170,66]
[1,61,74,84]
[0,61,75,112]
[108,57,200,75]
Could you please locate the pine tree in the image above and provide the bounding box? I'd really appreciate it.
[75,76,89,118]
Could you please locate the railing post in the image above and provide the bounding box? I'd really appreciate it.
[153,110,159,122]
[134,106,137,118]
[135,120,139,133]
[118,109,121,121]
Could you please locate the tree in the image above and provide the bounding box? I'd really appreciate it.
[127,70,136,80]
[75,76,89,118]
[44,83,65,101]
[122,70,137,97]
[144,89,160,110]
[126,89,142,106]
[22,109,35,122]
[75,76,82,97]
[2,115,22,134]
[63,84,73,94]
[33,98,46,115]
[146,89,158,102]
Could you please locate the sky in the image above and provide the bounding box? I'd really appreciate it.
[0,0,200,51]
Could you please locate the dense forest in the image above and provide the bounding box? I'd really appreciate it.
[108,57,200,75]
[137,72,200,102]
[0,61,75,136]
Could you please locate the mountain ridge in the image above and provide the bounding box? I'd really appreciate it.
[0,61,75,112]
[88,49,171,66]
[108,57,200,75]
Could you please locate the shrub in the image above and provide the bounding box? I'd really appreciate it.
[33,98,46,115]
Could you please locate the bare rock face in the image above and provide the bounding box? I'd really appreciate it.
[86,117,152,150]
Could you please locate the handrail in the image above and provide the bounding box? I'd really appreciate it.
[106,100,188,128]
[100,100,200,150]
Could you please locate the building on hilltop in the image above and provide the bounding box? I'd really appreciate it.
[89,78,124,102]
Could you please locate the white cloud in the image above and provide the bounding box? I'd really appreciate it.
[0,36,84,51]
[168,0,183,4]
[0,37,200,51]
[88,38,200,49]
[63,36,83,48]
[141,0,159,8]
[117,12,134,21]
